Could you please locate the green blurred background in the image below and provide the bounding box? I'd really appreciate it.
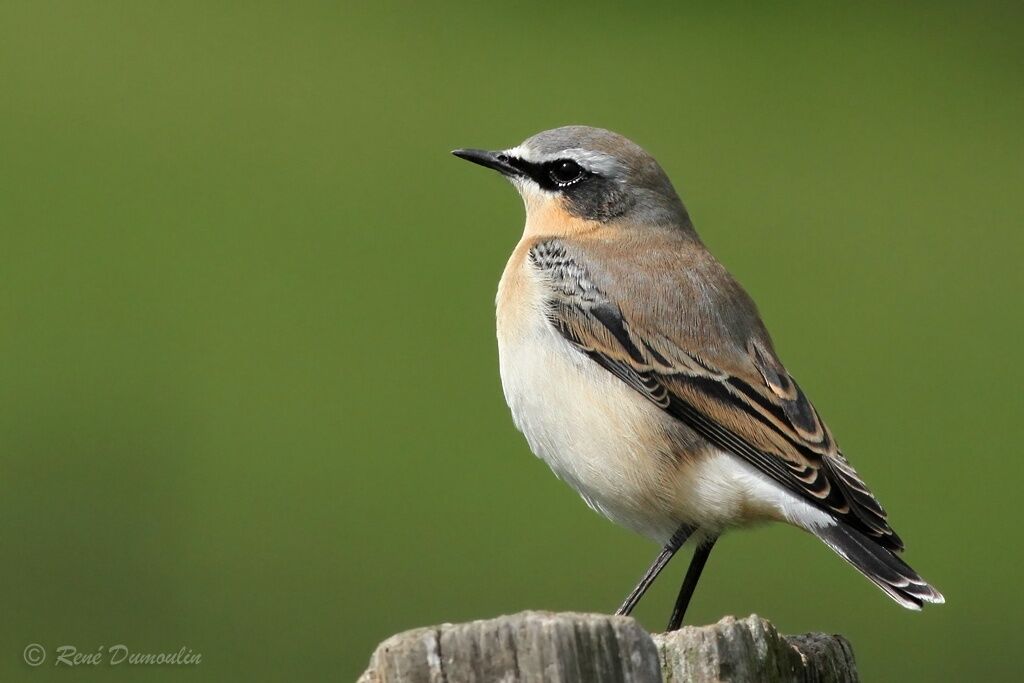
[2,1,1022,680]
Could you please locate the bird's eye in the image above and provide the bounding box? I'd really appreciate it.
[549,159,584,186]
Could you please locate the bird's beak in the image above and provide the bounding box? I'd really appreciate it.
[451,148,522,178]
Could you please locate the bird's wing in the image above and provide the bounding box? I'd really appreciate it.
[528,238,903,551]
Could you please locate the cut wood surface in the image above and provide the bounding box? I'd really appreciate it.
[358,611,858,682]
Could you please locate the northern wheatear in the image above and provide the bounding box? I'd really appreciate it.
[453,126,943,629]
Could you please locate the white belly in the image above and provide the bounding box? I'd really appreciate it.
[497,296,683,542]
[495,253,835,544]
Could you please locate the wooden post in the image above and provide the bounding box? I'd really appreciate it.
[358,611,858,682]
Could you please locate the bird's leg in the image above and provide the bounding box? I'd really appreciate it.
[665,535,718,631]
[615,524,695,617]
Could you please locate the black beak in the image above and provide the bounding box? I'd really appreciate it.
[451,148,522,177]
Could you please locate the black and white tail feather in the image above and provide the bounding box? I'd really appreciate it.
[815,522,945,609]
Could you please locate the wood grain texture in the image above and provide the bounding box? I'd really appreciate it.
[654,615,858,683]
[358,612,857,683]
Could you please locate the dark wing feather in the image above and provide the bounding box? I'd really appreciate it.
[529,239,903,551]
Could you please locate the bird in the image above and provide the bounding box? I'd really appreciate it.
[452,125,944,630]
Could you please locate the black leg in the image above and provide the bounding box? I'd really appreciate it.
[666,536,718,631]
[615,524,695,617]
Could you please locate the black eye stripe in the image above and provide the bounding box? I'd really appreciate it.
[507,156,594,191]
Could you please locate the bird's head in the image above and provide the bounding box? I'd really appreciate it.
[453,126,690,233]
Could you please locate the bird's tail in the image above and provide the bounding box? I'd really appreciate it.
[813,522,945,610]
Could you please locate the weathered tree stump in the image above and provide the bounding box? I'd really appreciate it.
[653,615,857,682]
[358,611,858,682]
